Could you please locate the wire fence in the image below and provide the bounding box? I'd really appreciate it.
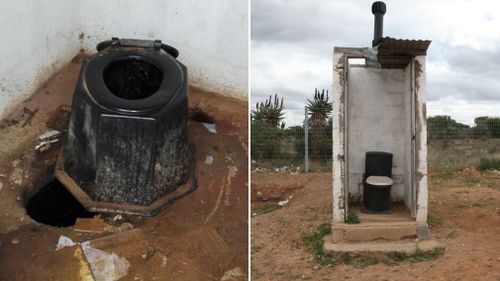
[427,116,500,171]
[251,107,332,172]
[251,111,500,173]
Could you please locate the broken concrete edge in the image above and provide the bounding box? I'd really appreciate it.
[323,237,442,255]
[55,151,197,216]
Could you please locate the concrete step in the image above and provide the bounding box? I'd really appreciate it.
[323,238,441,255]
[331,222,428,242]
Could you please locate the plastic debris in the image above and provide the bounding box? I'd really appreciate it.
[38,130,61,141]
[205,155,214,165]
[81,243,130,281]
[159,253,167,267]
[35,139,60,152]
[55,235,76,250]
[55,235,130,281]
[112,215,123,222]
[202,122,217,134]
[277,199,289,206]
[35,130,61,151]
[103,222,134,233]
[221,267,246,281]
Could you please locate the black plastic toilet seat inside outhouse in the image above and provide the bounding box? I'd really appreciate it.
[83,48,184,113]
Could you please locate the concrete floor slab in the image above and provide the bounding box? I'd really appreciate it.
[324,238,442,255]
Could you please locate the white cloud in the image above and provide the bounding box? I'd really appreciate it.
[251,0,500,124]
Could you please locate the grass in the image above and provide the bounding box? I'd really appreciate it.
[346,211,360,224]
[477,158,500,170]
[446,230,458,239]
[427,213,444,228]
[256,202,282,215]
[301,223,335,265]
[428,138,500,171]
[301,223,445,268]
[386,247,445,263]
[253,137,500,173]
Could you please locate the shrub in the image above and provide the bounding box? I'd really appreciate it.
[477,158,500,170]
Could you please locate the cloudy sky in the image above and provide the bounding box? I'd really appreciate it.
[251,0,500,125]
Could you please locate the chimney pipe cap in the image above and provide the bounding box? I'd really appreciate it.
[372,1,386,15]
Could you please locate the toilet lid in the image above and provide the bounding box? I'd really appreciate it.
[366,176,393,186]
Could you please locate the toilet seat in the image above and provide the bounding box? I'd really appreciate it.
[83,48,184,114]
[366,176,393,186]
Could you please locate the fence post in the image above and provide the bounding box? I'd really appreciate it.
[304,106,309,172]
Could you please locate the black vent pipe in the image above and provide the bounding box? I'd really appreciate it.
[372,1,386,46]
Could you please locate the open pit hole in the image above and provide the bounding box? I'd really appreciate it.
[103,57,163,100]
[189,108,214,123]
[26,180,96,227]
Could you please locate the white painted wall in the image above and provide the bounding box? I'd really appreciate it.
[331,50,347,223]
[403,61,414,212]
[0,0,248,118]
[414,55,429,224]
[79,0,248,99]
[332,48,428,224]
[0,0,81,118]
[347,66,410,201]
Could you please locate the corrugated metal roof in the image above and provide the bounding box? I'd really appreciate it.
[376,37,431,68]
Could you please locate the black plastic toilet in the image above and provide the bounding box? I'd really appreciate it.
[61,38,194,214]
[362,151,393,213]
[84,38,184,113]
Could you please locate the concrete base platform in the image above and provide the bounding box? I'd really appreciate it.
[331,222,429,242]
[323,238,441,255]
[333,204,429,242]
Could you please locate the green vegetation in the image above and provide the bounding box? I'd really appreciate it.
[477,158,500,170]
[427,213,443,228]
[251,101,500,172]
[255,202,282,215]
[428,138,500,171]
[446,230,458,239]
[252,93,285,128]
[386,247,445,263]
[428,115,470,141]
[427,115,500,171]
[428,115,500,141]
[302,223,336,265]
[301,223,445,268]
[307,89,332,160]
[346,211,360,224]
[251,92,333,170]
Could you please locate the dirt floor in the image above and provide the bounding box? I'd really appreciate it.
[0,55,248,281]
[251,170,500,281]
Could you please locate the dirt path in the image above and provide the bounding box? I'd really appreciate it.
[251,171,500,281]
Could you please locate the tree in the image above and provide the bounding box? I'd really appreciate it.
[473,117,500,139]
[251,94,286,161]
[307,89,332,160]
[251,93,285,128]
[427,115,470,146]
